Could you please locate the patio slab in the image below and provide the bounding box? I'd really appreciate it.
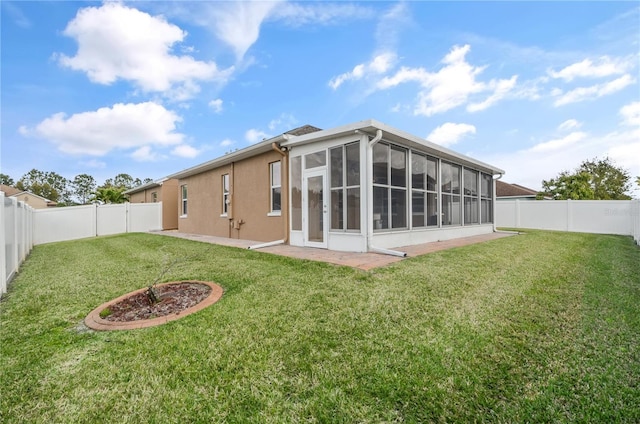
[154,230,517,271]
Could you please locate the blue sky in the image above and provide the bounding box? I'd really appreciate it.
[2,1,639,194]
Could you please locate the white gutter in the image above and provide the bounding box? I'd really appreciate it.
[247,239,285,250]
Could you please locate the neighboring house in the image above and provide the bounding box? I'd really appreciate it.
[496,181,540,201]
[167,119,504,253]
[124,178,179,230]
[0,184,57,209]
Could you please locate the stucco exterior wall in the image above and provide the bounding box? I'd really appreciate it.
[12,193,51,209]
[178,151,286,242]
[128,179,179,230]
[160,179,179,230]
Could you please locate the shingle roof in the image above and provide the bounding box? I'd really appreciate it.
[284,125,322,136]
[496,181,538,197]
[0,184,21,196]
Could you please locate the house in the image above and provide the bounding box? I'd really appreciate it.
[166,119,504,253]
[124,178,179,230]
[496,181,540,201]
[0,185,57,209]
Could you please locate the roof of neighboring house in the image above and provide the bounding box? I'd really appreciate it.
[0,184,21,196]
[496,181,539,198]
[123,178,167,195]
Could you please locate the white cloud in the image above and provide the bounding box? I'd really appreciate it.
[272,2,374,27]
[467,75,518,112]
[80,159,106,169]
[558,119,582,132]
[268,113,297,131]
[548,56,634,81]
[205,1,281,60]
[479,128,640,193]
[220,139,235,147]
[3,2,31,28]
[57,3,231,100]
[553,74,635,106]
[26,102,184,156]
[376,44,517,116]
[620,101,640,127]
[131,146,160,162]
[245,129,270,144]
[528,131,588,153]
[427,123,476,147]
[329,52,396,90]
[172,144,200,158]
[375,2,410,51]
[209,99,223,113]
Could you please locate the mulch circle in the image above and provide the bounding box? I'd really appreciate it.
[85,281,223,331]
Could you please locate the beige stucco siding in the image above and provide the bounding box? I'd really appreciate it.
[128,180,178,230]
[178,151,286,242]
[160,179,178,230]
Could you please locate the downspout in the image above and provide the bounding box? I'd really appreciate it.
[271,142,289,243]
[492,172,503,232]
[360,129,383,254]
[229,162,234,238]
[359,129,406,257]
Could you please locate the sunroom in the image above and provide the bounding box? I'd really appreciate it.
[281,120,504,253]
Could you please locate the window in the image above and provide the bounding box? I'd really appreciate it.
[181,185,187,216]
[441,162,461,226]
[411,153,438,228]
[330,142,360,231]
[372,142,407,230]
[463,169,479,225]
[305,151,326,169]
[270,161,281,214]
[151,192,158,203]
[291,157,302,230]
[481,173,493,224]
[222,174,229,215]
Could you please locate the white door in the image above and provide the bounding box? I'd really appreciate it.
[303,170,327,248]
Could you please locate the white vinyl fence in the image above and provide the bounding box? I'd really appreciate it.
[496,199,640,244]
[1,192,34,295]
[33,202,162,245]
[1,200,162,295]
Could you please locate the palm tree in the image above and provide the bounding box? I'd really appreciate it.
[91,187,127,204]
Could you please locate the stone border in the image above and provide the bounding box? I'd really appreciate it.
[85,281,223,331]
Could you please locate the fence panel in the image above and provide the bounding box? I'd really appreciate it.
[128,203,163,233]
[632,202,636,242]
[97,204,127,236]
[1,193,34,296]
[497,200,639,242]
[34,205,96,245]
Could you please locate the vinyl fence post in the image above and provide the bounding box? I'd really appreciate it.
[515,199,520,228]
[125,202,131,233]
[566,199,572,232]
[0,192,6,296]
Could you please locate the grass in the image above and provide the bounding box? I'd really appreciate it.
[1,230,639,423]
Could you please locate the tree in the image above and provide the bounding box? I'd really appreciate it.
[72,174,97,204]
[0,173,14,185]
[16,169,71,203]
[91,186,127,204]
[104,173,142,190]
[540,157,632,200]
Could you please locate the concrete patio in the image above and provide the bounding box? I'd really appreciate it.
[155,230,517,271]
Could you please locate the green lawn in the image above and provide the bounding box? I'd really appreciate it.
[1,230,639,423]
